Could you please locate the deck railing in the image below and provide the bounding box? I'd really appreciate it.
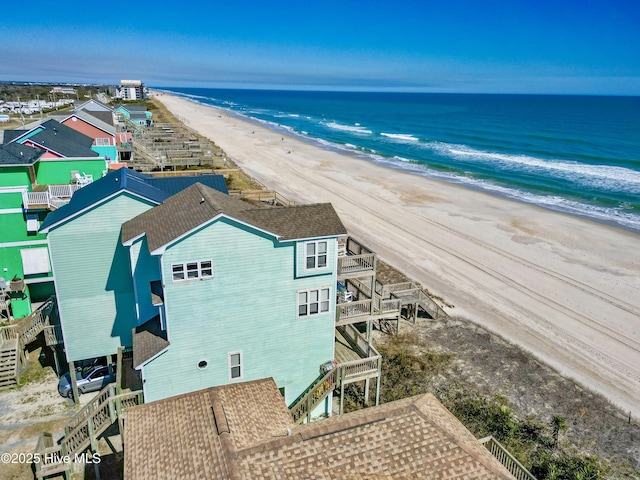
[385,282,448,320]
[0,299,55,389]
[289,369,337,424]
[228,189,295,206]
[336,300,372,324]
[23,184,82,210]
[338,356,381,384]
[0,298,54,344]
[479,436,537,480]
[338,253,375,276]
[379,297,401,314]
[43,324,63,346]
[35,384,143,478]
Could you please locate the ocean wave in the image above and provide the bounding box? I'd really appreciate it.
[369,155,640,232]
[427,142,640,194]
[380,133,420,143]
[324,121,373,135]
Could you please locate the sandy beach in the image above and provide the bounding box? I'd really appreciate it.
[154,92,640,418]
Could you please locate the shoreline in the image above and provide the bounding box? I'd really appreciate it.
[160,89,640,235]
[153,92,640,418]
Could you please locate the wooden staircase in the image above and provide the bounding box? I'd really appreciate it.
[0,338,20,389]
[34,384,143,479]
[479,436,537,480]
[383,282,448,321]
[0,299,57,390]
[289,368,337,425]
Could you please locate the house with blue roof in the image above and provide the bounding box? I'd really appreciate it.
[39,169,228,385]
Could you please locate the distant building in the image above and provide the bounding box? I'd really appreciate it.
[119,80,145,100]
[50,86,77,96]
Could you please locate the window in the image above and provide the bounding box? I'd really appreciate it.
[197,360,208,370]
[298,288,330,317]
[171,261,213,282]
[228,352,242,380]
[95,138,111,146]
[305,241,327,269]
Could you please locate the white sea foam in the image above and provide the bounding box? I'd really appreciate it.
[324,122,373,135]
[370,155,640,232]
[427,142,640,194]
[380,133,420,143]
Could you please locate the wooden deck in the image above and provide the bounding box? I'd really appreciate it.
[335,328,362,364]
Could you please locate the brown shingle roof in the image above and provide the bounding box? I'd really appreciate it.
[132,317,169,368]
[122,183,347,252]
[125,378,517,480]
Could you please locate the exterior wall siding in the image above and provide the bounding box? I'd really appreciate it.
[35,159,106,185]
[0,168,30,188]
[60,117,112,143]
[142,217,337,404]
[0,191,26,208]
[47,193,156,362]
[130,237,162,324]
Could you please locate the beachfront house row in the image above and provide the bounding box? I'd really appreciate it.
[38,170,229,366]
[0,133,107,319]
[36,166,390,416]
[121,183,347,407]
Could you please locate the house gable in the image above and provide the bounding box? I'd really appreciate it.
[137,213,336,403]
[48,191,160,362]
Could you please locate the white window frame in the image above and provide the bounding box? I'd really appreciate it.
[171,260,213,282]
[298,287,330,317]
[228,351,243,380]
[95,137,111,146]
[305,240,328,270]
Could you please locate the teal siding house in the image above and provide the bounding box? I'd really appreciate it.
[39,170,228,365]
[115,105,152,127]
[121,183,347,405]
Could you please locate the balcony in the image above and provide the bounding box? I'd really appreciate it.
[337,237,376,280]
[22,184,83,210]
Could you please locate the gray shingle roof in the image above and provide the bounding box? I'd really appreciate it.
[23,119,98,158]
[124,379,517,480]
[67,110,116,132]
[0,142,45,166]
[122,183,347,252]
[82,110,115,126]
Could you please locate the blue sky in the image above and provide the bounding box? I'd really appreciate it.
[1,0,639,94]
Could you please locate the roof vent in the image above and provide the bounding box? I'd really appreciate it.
[200,197,205,204]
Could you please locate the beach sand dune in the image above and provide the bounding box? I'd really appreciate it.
[155,93,640,418]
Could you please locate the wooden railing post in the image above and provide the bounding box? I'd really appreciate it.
[87,401,97,454]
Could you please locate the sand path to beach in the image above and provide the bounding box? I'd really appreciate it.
[154,93,640,418]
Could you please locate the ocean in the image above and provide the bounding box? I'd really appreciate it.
[161,88,640,233]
